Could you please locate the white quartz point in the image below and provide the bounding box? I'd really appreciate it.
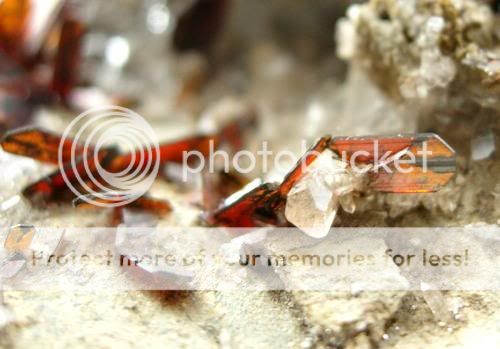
[285,149,355,239]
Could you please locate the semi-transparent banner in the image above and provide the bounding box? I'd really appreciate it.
[0,226,498,291]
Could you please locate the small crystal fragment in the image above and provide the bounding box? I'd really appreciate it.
[23,0,64,54]
[133,261,194,286]
[4,224,35,252]
[115,229,194,287]
[220,230,268,264]
[420,283,463,323]
[121,208,159,227]
[2,226,62,277]
[29,227,63,257]
[0,195,20,211]
[471,131,496,161]
[0,252,26,279]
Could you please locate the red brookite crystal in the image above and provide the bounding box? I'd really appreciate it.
[0,111,256,223]
[207,134,456,229]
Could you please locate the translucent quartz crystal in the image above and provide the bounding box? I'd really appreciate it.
[0,254,25,279]
[121,208,159,227]
[1,225,63,280]
[284,150,365,238]
[0,149,45,227]
[421,283,464,323]
[471,130,496,161]
[197,97,254,134]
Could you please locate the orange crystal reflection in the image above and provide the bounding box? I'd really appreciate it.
[4,225,35,252]
[0,0,30,57]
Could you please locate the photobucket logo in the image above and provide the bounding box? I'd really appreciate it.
[58,106,160,207]
[181,139,432,180]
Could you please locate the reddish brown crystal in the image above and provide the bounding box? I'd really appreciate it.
[173,0,230,55]
[1,127,86,164]
[0,109,256,216]
[51,17,84,101]
[329,134,457,193]
[207,183,282,227]
[208,133,457,228]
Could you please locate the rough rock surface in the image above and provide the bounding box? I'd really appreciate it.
[337,0,500,110]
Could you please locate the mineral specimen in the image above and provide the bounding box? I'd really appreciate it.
[209,133,456,236]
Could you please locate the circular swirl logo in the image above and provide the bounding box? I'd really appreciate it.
[58,106,160,207]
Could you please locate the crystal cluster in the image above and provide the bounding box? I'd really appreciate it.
[337,0,500,110]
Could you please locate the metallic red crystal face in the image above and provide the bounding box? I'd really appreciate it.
[329,134,457,193]
[208,134,457,227]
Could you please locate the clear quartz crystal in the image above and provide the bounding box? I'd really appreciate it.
[284,150,365,238]
[0,257,26,279]
[471,130,496,161]
[420,283,464,323]
[0,149,46,227]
